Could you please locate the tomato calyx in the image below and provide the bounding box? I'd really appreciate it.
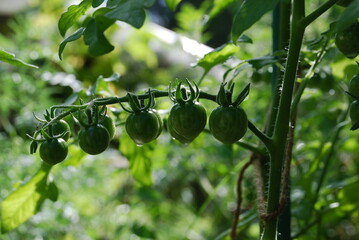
[120,89,156,113]
[169,79,200,105]
[216,82,250,107]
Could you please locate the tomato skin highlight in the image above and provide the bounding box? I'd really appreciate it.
[50,120,71,141]
[168,102,207,142]
[125,110,162,145]
[40,138,68,165]
[79,124,110,155]
[209,106,248,144]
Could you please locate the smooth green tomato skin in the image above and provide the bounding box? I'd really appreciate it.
[79,124,110,155]
[40,138,68,165]
[100,115,116,139]
[209,106,248,144]
[335,22,359,59]
[349,75,359,98]
[125,110,162,145]
[50,120,71,141]
[168,102,207,142]
[350,100,359,130]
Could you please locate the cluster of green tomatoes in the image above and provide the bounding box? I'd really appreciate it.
[29,80,249,166]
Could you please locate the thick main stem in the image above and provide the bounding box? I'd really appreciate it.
[261,1,305,239]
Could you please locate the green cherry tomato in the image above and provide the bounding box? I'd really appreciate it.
[50,120,71,141]
[99,115,116,139]
[79,124,110,155]
[125,110,162,146]
[168,102,207,142]
[209,106,248,144]
[350,100,359,130]
[40,138,68,165]
[335,21,359,59]
[349,75,359,98]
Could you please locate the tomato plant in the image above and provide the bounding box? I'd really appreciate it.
[2,0,359,240]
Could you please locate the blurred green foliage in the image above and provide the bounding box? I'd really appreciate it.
[0,0,359,239]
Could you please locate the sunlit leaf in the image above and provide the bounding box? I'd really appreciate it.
[58,0,92,37]
[231,0,279,42]
[196,43,238,73]
[209,0,236,19]
[83,16,115,56]
[165,0,182,11]
[119,134,153,186]
[58,27,85,60]
[1,164,53,233]
[335,0,359,32]
[104,0,155,28]
[0,49,38,68]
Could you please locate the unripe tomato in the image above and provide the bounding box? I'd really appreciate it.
[125,110,162,145]
[167,117,192,144]
[50,120,71,141]
[209,106,248,144]
[100,115,116,139]
[335,21,359,59]
[40,138,68,165]
[168,102,207,142]
[349,74,359,98]
[350,100,359,130]
[79,124,110,155]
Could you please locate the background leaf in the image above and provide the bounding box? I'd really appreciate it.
[231,0,279,42]
[83,16,115,56]
[104,0,155,29]
[335,0,359,32]
[0,49,38,68]
[58,0,92,37]
[119,134,153,186]
[1,164,53,233]
[196,43,238,73]
[58,27,85,60]
[165,0,182,11]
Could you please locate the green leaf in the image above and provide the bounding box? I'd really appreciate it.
[83,16,115,56]
[165,0,182,11]
[46,181,59,202]
[335,0,359,32]
[104,0,155,28]
[0,49,38,68]
[119,134,153,186]
[58,0,92,37]
[209,0,236,19]
[196,43,238,73]
[58,27,85,60]
[1,164,53,233]
[246,55,278,69]
[231,0,279,42]
[92,0,105,8]
[236,34,253,44]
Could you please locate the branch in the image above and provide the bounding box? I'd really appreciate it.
[300,0,339,28]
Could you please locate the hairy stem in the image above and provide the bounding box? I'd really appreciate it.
[261,1,306,239]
